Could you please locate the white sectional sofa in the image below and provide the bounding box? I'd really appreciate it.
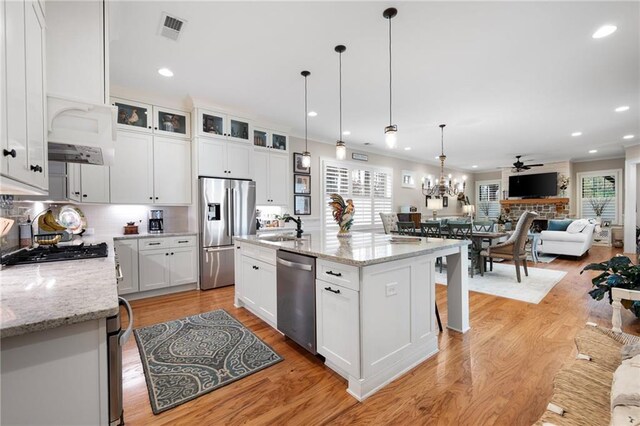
[539,219,595,257]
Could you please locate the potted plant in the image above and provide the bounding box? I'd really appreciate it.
[588,197,612,223]
[558,174,569,197]
[581,255,640,318]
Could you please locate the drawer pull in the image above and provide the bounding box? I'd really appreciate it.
[324,286,341,294]
[149,242,161,246]
[326,270,342,277]
[178,240,189,243]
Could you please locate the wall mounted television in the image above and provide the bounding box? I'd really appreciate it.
[508,172,557,198]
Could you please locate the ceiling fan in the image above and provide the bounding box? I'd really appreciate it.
[508,155,544,173]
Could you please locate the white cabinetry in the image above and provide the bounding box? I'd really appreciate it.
[197,138,252,179]
[1,0,48,193]
[238,244,277,327]
[316,260,360,378]
[138,237,197,292]
[115,239,139,295]
[253,151,288,205]
[110,132,191,205]
[153,137,191,204]
[67,163,110,203]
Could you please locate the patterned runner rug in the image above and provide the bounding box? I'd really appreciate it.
[134,309,283,414]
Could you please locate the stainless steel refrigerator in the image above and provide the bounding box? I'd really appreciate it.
[199,177,256,290]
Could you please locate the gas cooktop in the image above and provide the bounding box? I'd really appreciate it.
[1,243,109,266]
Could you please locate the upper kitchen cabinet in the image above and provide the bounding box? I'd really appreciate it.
[197,138,252,180]
[112,98,153,133]
[252,127,289,153]
[196,108,251,144]
[111,131,191,205]
[111,98,191,140]
[153,106,191,139]
[1,0,48,194]
[67,164,110,204]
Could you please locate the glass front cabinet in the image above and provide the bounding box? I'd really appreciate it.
[252,128,289,152]
[112,98,191,139]
[197,109,251,144]
[112,97,153,133]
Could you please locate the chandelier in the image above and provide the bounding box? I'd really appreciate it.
[421,124,466,197]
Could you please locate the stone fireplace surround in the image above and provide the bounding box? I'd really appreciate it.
[499,198,570,223]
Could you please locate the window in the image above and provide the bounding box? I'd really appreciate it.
[475,180,501,220]
[577,169,622,224]
[322,159,393,230]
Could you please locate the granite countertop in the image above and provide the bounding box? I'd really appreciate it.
[113,231,197,241]
[234,231,470,266]
[0,253,119,339]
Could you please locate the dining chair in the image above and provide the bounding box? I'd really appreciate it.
[379,212,399,234]
[479,211,539,283]
[473,221,494,232]
[420,221,444,273]
[397,221,416,236]
[447,223,477,277]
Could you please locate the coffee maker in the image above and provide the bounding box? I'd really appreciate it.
[148,210,164,234]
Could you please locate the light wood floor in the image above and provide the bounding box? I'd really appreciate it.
[122,246,639,425]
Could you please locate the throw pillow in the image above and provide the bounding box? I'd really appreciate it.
[548,219,574,231]
[566,219,590,234]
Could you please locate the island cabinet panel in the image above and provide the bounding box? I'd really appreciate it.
[240,253,277,327]
[316,280,360,378]
[361,256,436,379]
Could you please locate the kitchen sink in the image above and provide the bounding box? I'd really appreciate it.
[258,234,300,242]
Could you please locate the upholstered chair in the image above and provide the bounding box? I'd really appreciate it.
[379,212,399,234]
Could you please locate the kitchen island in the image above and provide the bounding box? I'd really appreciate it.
[233,231,470,401]
[0,252,119,425]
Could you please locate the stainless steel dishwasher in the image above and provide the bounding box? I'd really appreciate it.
[276,250,317,354]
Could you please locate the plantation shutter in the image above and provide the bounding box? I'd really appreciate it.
[477,182,500,219]
[580,174,617,222]
[323,160,393,229]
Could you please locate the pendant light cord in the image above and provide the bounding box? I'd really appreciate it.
[339,50,343,139]
[388,15,393,126]
[304,74,308,151]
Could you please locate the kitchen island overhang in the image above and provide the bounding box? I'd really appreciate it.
[233,231,470,401]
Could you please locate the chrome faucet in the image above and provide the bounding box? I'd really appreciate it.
[284,215,304,238]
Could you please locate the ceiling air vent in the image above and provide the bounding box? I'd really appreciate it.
[159,13,186,41]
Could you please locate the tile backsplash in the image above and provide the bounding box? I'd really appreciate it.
[0,199,191,255]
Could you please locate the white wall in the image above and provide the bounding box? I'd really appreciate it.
[624,144,640,253]
[288,137,475,227]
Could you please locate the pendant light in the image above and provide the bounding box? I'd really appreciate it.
[383,8,398,149]
[301,70,312,168]
[335,45,347,160]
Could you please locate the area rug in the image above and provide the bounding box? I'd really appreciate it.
[436,263,567,304]
[134,309,283,414]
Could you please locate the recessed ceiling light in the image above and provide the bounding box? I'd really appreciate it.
[307,111,317,117]
[615,106,630,112]
[592,25,617,39]
[623,134,635,140]
[158,67,174,77]
[589,149,598,154]
[571,131,582,137]
[342,130,351,136]
[472,165,478,168]
[404,147,411,151]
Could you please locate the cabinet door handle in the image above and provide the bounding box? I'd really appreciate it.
[154,127,158,130]
[326,270,342,277]
[30,164,38,172]
[171,252,174,255]
[149,197,153,200]
[178,240,189,243]
[3,149,16,158]
[155,197,159,200]
[83,194,87,198]
[324,286,341,294]
[115,263,123,281]
[165,253,169,256]
[148,126,152,129]
[74,191,80,195]
[149,242,161,246]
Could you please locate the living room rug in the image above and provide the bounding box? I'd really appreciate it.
[134,309,283,414]
[436,263,566,304]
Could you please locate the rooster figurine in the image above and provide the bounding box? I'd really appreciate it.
[328,193,355,237]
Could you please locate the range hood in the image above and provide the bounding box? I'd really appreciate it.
[47,95,117,165]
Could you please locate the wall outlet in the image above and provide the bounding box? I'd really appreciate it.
[385,282,398,297]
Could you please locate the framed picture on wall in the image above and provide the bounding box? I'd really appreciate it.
[294,174,311,194]
[294,195,311,215]
[293,152,310,174]
[443,196,449,208]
